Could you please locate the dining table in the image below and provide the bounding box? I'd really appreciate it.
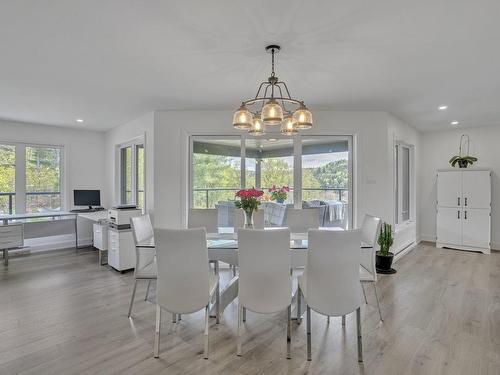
[136,229,373,320]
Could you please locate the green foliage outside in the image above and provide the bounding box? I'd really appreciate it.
[192,152,348,208]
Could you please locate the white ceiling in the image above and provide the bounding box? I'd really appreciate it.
[0,1,499,132]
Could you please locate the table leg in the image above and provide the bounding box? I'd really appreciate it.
[210,275,238,318]
[291,286,305,321]
[3,249,7,266]
[74,216,78,251]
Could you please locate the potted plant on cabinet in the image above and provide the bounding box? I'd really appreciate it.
[376,223,396,274]
[449,134,478,168]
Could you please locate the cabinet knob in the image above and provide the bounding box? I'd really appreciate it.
[464,197,467,206]
[458,210,460,219]
[458,197,460,206]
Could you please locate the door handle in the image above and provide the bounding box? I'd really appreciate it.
[458,210,460,219]
[464,197,467,206]
[458,197,460,206]
[465,211,467,220]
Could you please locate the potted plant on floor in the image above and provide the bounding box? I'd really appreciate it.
[376,223,396,274]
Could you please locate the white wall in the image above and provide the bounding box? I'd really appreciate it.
[104,111,155,215]
[153,110,408,231]
[420,125,500,249]
[0,119,106,250]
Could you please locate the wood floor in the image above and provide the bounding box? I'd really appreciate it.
[0,243,499,375]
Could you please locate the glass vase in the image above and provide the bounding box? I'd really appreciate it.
[244,209,254,229]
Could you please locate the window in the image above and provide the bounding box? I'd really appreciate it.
[395,143,412,224]
[191,137,241,208]
[301,137,351,229]
[0,144,16,214]
[25,146,62,213]
[118,138,145,210]
[0,143,63,214]
[189,135,353,229]
[246,138,294,204]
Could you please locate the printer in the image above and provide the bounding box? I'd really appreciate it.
[108,206,142,229]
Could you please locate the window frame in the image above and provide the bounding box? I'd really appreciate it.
[188,133,354,229]
[394,141,414,226]
[117,136,146,211]
[0,141,65,214]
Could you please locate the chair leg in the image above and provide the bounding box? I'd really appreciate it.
[214,261,220,324]
[145,280,151,301]
[361,283,368,304]
[243,307,246,322]
[327,316,330,324]
[237,303,243,356]
[297,286,302,324]
[373,283,383,322]
[128,280,138,318]
[232,265,236,277]
[154,304,161,358]
[306,305,312,361]
[356,307,363,362]
[204,305,209,359]
[342,315,346,326]
[287,305,292,359]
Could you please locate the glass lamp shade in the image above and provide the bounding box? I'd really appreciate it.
[233,104,254,129]
[248,116,266,135]
[261,99,284,125]
[280,115,298,135]
[292,103,313,129]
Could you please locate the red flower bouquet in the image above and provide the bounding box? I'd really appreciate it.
[235,188,264,212]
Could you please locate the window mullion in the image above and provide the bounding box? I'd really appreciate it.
[15,144,26,214]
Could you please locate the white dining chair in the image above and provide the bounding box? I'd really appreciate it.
[359,214,383,321]
[286,208,320,233]
[234,209,265,229]
[153,228,219,359]
[298,229,364,362]
[129,214,156,318]
[237,228,292,358]
[188,208,218,233]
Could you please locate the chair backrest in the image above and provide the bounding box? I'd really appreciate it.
[130,214,156,275]
[238,229,291,314]
[154,228,211,314]
[188,208,218,233]
[360,214,381,276]
[286,208,320,233]
[234,209,265,229]
[305,229,364,316]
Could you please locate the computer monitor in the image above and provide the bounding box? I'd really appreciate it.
[74,190,101,209]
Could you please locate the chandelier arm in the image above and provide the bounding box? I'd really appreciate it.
[254,81,269,100]
[277,81,293,100]
[275,84,288,113]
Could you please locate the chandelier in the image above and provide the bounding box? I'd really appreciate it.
[232,45,313,136]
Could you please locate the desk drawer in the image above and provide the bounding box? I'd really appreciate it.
[0,225,23,249]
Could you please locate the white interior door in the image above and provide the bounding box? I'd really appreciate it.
[437,171,462,208]
[437,207,461,245]
[462,208,490,249]
[462,171,491,209]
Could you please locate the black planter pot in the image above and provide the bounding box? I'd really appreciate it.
[376,252,396,274]
[458,160,468,168]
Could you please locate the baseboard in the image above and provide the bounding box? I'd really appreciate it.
[394,242,416,263]
[420,234,436,242]
[23,234,93,253]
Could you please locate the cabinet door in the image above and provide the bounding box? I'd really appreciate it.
[437,207,461,245]
[462,171,491,209]
[437,172,462,207]
[462,209,490,249]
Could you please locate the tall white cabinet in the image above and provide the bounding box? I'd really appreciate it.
[436,170,491,254]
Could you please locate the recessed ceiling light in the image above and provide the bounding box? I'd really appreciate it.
[76,118,84,123]
[438,105,448,111]
[451,121,459,125]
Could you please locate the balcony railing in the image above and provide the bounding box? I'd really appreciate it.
[0,192,61,215]
[193,187,348,209]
